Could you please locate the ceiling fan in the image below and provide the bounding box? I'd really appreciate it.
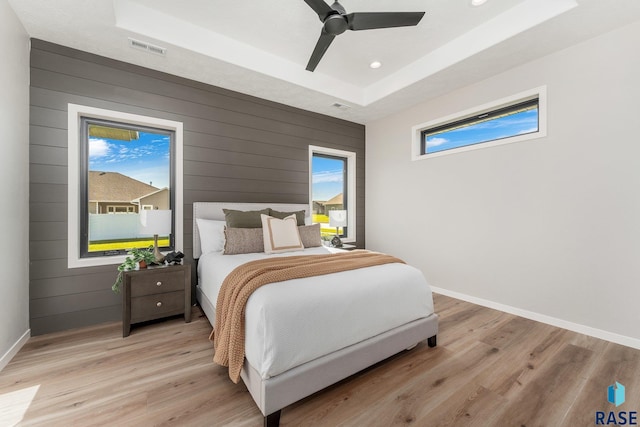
[303,0,426,72]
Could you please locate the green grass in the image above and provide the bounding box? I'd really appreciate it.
[313,213,329,223]
[89,238,170,252]
[312,214,343,237]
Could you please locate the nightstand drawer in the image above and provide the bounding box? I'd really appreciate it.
[130,270,184,297]
[130,290,185,322]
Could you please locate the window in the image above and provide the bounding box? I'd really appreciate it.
[107,206,136,214]
[81,118,174,258]
[412,86,547,160]
[68,104,183,268]
[309,146,356,243]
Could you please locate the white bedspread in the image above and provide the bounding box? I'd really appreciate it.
[198,247,434,379]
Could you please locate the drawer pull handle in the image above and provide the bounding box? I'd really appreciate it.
[156,302,162,307]
[156,281,162,286]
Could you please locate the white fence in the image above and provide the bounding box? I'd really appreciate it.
[89,213,146,241]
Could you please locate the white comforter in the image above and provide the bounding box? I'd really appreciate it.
[198,247,434,379]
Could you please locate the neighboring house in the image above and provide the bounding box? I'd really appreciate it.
[132,187,170,211]
[323,193,344,212]
[88,171,162,214]
[312,200,326,215]
[313,194,343,215]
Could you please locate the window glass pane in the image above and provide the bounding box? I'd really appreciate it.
[311,154,347,238]
[424,101,538,154]
[86,122,172,255]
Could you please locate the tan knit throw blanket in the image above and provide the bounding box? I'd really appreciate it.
[210,250,405,383]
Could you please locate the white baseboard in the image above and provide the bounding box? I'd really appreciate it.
[0,329,30,371]
[431,286,640,350]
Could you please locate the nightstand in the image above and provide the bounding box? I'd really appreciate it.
[122,263,191,337]
[338,244,357,250]
[326,244,357,253]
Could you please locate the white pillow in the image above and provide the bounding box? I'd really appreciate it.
[261,214,304,254]
[196,218,226,255]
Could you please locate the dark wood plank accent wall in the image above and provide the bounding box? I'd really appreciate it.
[29,39,365,336]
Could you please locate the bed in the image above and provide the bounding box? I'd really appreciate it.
[193,202,438,426]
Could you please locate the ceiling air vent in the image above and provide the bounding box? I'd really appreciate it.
[128,38,166,56]
[331,102,351,110]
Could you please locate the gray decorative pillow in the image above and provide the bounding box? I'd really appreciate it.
[223,227,265,254]
[298,224,321,248]
[223,208,270,228]
[270,209,306,226]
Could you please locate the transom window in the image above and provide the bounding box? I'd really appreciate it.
[412,87,547,160]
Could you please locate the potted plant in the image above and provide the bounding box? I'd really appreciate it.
[112,246,157,293]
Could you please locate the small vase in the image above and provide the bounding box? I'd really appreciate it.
[138,260,147,269]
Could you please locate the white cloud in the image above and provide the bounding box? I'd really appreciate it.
[426,137,448,147]
[517,127,538,135]
[312,169,344,184]
[89,139,110,158]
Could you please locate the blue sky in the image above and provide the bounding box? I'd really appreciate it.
[426,109,538,154]
[89,131,170,188]
[312,156,345,201]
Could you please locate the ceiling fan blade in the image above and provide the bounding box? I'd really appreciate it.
[303,0,334,21]
[306,29,336,72]
[346,12,425,31]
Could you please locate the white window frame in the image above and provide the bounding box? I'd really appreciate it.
[107,205,136,214]
[411,86,547,160]
[309,145,356,243]
[67,104,184,269]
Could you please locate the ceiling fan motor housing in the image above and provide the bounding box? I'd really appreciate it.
[324,14,347,35]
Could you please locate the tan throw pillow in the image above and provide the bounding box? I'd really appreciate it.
[223,208,270,228]
[298,224,321,248]
[261,214,304,254]
[223,227,264,255]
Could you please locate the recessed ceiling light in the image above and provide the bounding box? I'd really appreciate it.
[471,0,487,6]
[369,61,382,69]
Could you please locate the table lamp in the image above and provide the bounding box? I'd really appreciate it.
[329,210,347,247]
[139,209,172,263]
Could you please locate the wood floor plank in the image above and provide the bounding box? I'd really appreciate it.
[419,382,508,427]
[437,303,511,354]
[560,342,640,427]
[477,323,569,399]
[1,295,639,426]
[337,341,503,426]
[282,343,453,426]
[492,343,595,426]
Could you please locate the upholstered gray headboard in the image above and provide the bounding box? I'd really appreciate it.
[192,202,311,259]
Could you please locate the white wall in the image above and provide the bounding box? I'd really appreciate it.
[366,21,640,347]
[0,0,31,368]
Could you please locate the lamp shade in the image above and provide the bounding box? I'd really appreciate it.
[139,209,172,236]
[329,210,347,228]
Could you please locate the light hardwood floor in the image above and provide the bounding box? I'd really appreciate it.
[1,294,639,426]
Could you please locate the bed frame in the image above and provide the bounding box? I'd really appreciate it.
[193,202,438,427]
